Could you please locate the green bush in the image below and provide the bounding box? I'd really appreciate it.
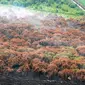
[0,0,85,17]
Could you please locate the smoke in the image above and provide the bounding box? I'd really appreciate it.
[0,5,48,20]
[0,5,57,29]
[0,5,49,28]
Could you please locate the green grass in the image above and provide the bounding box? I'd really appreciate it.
[28,3,85,18]
[78,0,85,6]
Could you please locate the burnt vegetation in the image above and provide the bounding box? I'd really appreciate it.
[0,16,85,84]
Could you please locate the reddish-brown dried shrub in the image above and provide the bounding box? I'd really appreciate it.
[47,63,58,77]
[76,46,85,56]
[75,69,85,81]
[58,69,74,79]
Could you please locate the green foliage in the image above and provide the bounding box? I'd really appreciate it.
[0,0,8,4]
[0,0,85,17]
[78,0,85,6]
[44,51,56,58]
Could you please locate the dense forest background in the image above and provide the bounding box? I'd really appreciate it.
[0,0,85,17]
